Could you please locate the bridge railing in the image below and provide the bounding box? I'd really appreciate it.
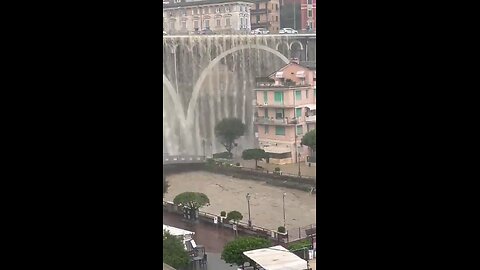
[163,155,206,163]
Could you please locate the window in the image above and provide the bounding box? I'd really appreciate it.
[308,10,313,18]
[263,91,268,103]
[295,108,302,118]
[217,19,221,27]
[314,89,316,97]
[216,8,220,13]
[276,16,278,22]
[274,92,284,104]
[169,21,175,31]
[265,108,269,118]
[265,125,269,134]
[295,90,302,100]
[182,21,186,29]
[308,0,313,4]
[226,18,230,26]
[276,4,279,10]
[194,20,199,29]
[182,9,187,16]
[240,18,244,28]
[275,109,284,119]
[256,15,260,23]
[225,6,230,12]
[240,6,243,12]
[205,20,209,28]
[296,125,303,135]
[275,126,286,136]
[256,3,259,9]
[306,90,309,98]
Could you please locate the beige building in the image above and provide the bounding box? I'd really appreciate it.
[254,59,316,164]
[163,0,254,34]
[250,0,281,33]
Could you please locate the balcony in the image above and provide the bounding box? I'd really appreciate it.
[255,117,299,125]
[305,115,316,123]
[250,8,267,15]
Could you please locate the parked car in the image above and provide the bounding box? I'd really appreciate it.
[279,28,298,34]
[251,28,269,35]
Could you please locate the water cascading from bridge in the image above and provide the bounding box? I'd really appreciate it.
[163,35,301,156]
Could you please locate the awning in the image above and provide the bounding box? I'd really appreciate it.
[296,70,305,77]
[243,245,308,270]
[163,225,195,237]
[264,147,291,154]
[275,71,284,78]
[304,104,316,110]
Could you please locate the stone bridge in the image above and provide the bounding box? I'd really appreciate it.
[163,34,316,62]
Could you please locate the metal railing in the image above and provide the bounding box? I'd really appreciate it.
[287,224,316,242]
[163,155,206,164]
[164,201,311,244]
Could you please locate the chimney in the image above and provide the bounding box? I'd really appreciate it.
[291,58,299,64]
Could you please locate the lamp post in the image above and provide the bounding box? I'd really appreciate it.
[298,145,302,177]
[246,193,252,227]
[282,192,286,230]
[202,139,206,158]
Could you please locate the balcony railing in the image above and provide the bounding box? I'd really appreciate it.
[255,82,311,88]
[255,117,301,125]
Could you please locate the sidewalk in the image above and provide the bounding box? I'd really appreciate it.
[233,159,317,178]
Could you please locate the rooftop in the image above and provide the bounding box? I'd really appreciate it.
[163,0,255,9]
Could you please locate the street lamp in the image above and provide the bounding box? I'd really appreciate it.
[202,139,206,158]
[246,193,252,227]
[282,192,286,230]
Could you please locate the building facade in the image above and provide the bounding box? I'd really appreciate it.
[300,0,316,31]
[250,0,281,33]
[254,60,316,164]
[163,0,253,34]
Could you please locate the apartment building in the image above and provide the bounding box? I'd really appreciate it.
[300,0,316,31]
[254,59,316,164]
[280,0,315,31]
[163,0,253,34]
[250,0,281,33]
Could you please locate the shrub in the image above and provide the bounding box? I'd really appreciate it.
[213,152,231,159]
[278,226,286,233]
[274,167,281,172]
[236,162,240,166]
[221,211,226,217]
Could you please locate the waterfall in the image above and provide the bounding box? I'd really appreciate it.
[162,35,293,156]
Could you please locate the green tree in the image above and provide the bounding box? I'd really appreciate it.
[221,237,271,267]
[214,118,246,158]
[226,211,243,223]
[242,149,269,169]
[301,129,316,154]
[163,230,189,269]
[173,192,210,211]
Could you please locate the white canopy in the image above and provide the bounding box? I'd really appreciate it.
[296,70,305,77]
[275,71,284,78]
[163,224,195,237]
[243,245,308,270]
[304,104,316,110]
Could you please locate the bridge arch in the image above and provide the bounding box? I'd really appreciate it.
[186,44,290,124]
[162,74,187,125]
[290,40,304,51]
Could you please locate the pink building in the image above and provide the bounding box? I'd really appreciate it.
[254,60,316,164]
